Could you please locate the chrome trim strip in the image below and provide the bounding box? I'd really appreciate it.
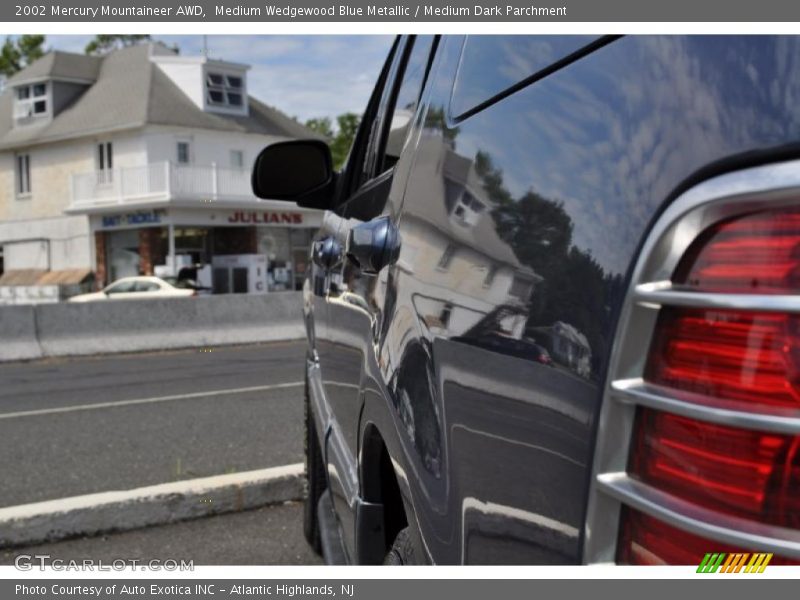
[612,378,800,435]
[634,283,800,313]
[596,473,800,559]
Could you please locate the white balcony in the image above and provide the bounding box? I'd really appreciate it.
[68,161,260,213]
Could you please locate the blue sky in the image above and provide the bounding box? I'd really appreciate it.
[44,35,393,124]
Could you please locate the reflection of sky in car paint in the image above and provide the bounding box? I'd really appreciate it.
[451,36,800,276]
[451,35,599,118]
[42,34,393,123]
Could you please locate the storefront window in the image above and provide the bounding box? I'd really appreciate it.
[258,228,291,291]
[290,228,313,291]
[106,229,140,281]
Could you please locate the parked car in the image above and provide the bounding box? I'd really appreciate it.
[253,35,800,565]
[68,276,196,302]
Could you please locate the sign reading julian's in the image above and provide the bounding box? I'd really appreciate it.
[227,211,303,224]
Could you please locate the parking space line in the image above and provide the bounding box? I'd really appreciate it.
[0,381,304,420]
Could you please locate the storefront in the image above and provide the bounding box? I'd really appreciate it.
[90,206,323,293]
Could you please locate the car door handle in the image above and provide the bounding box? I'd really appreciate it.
[346,216,401,275]
[312,237,343,270]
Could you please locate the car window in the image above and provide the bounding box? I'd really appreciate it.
[135,280,160,292]
[355,38,408,191]
[335,36,438,223]
[105,280,135,294]
[450,35,600,119]
[381,35,436,172]
[336,37,401,204]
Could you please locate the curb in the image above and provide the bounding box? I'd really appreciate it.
[0,463,305,548]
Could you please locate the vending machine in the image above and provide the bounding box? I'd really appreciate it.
[211,254,268,294]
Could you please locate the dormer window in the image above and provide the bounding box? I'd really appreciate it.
[206,71,245,108]
[14,82,49,120]
[451,190,486,227]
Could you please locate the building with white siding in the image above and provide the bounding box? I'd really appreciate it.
[0,42,323,302]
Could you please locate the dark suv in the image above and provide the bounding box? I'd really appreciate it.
[252,35,800,565]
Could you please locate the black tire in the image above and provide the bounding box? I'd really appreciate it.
[303,375,326,554]
[383,527,418,565]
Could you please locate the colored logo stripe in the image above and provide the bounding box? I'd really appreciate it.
[697,552,773,573]
[697,553,726,573]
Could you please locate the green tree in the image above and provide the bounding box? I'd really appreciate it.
[304,112,361,170]
[304,116,334,139]
[0,35,46,78]
[330,113,360,170]
[85,35,151,55]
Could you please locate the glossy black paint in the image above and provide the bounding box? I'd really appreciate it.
[298,35,800,564]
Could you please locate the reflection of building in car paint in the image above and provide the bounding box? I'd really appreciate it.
[397,133,540,340]
[382,127,601,381]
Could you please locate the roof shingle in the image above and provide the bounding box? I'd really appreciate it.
[0,43,320,151]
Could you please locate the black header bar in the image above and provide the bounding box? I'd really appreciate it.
[6,0,800,22]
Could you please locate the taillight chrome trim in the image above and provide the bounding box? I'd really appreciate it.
[582,158,800,564]
[612,378,800,435]
[596,473,800,559]
[634,282,800,313]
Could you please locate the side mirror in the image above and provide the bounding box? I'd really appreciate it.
[251,139,335,210]
[346,217,401,275]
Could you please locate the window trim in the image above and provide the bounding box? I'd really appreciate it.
[483,264,498,288]
[375,35,439,176]
[13,81,50,121]
[96,141,113,185]
[333,36,401,206]
[450,187,486,227]
[205,69,246,110]
[176,140,192,165]
[230,149,245,169]
[337,35,438,211]
[15,153,31,198]
[436,244,456,271]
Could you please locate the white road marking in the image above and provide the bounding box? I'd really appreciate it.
[0,381,304,420]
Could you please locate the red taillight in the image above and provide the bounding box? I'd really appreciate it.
[646,308,800,410]
[617,207,800,565]
[676,208,800,294]
[629,409,800,527]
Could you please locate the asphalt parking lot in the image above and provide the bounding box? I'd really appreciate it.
[0,342,308,507]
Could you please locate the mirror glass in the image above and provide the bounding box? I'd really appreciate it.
[252,141,332,200]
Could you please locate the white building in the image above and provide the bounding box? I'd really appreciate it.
[0,42,323,301]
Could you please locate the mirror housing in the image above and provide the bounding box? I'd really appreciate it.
[346,217,401,275]
[251,139,335,210]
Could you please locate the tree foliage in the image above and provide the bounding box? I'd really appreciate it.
[85,35,151,55]
[303,116,334,139]
[0,35,46,78]
[473,148,623,376]
[305,112,361,171]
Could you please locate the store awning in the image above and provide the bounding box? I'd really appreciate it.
[0,269,48,286]
[36,269,94,285]
[0,269,93,286]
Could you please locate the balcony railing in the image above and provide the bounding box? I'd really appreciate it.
[69,161,256,210]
